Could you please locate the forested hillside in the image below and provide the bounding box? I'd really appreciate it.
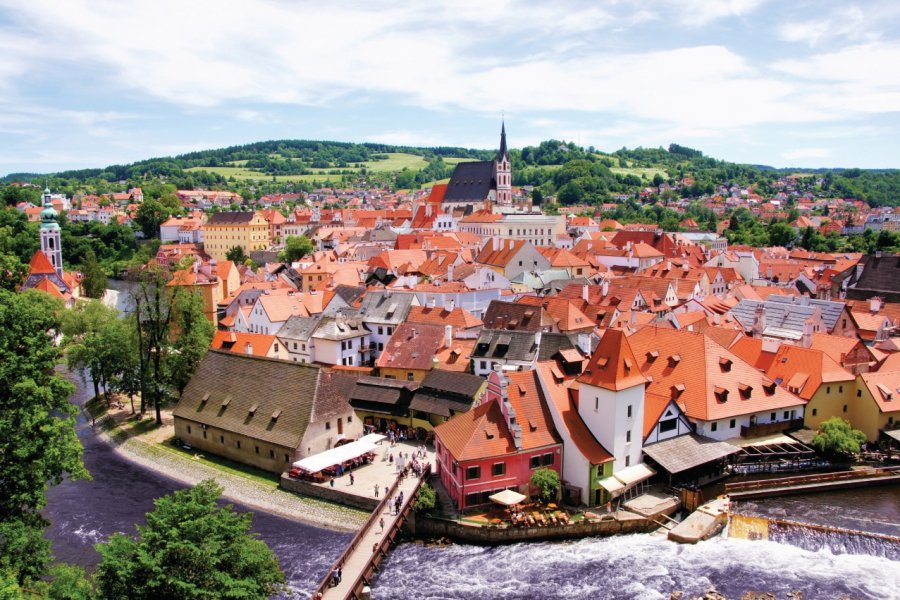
[4,139,900,207]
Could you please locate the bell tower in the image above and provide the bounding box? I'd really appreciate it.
[39,187,64,278]
[494,121,512,205]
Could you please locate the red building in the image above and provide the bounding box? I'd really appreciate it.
[433,370,562,510]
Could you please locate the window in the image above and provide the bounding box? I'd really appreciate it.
[480,361,487,370]
[466,466,481,480]
[530,455,541,469]
[325,421,331,430]
[492,462,506,476]
[236,440,241,449]
[378,326,384,335]
[595,398,599,411]
[293,342,297,350]
[466,492,480,507]
[625,456,631,466]
[626,430,631,443]
[839,385,843,393]
[542,453,554,466]
[812,408,818,416]
[827,386,831,394]
[627,405,633,418]
[274,343,279,352]
[220,435,224,444]
[843,404,848,413]
[202,430,207,439]
[347,416,352,423]
[285,454,290,463]
[729,419,736,429]
[857,390,862,397]
[711,422,718,432]
[659,419,677,433]
[783,411,790,420]
[187,425,192,434]
[770,412,776,421]
[269,449,275,459]
[255,446,260,455]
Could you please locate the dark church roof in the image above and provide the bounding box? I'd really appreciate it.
[847,253,900,302]
[443,160,496,204]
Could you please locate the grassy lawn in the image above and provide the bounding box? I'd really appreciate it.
[610,166,666,180]
[187,153,478,184]
[157,440,280,488]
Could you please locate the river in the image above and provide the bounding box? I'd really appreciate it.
[44,366,350,597]
[44,282,900,598]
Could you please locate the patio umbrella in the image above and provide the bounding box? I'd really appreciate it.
[489,489,526,507]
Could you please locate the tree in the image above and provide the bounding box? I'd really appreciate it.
[414,483,437,514]
[0,290,88,584]
[0,253,27,292]
[768,221,796,247]
[283,235,313,262]
[94,480,285,600]
[43,563,94,600]
[165,290,214,396]
[812,417,866,458]
[530,468,560,502]
[61,300,128,405]
[134,198,169,239]
[225,245,247,263]
[79,248,107,299]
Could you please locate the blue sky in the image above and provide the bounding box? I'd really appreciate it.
[2,0,900,174]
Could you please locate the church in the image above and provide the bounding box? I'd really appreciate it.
[21,188,82,306]
[441,122,515,213]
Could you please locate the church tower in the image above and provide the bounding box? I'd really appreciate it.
[494,121,512,205]
[39,187,64,279]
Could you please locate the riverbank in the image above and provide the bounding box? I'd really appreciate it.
[84,398,367,533]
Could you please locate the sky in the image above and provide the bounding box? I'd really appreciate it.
[2,0,900,175]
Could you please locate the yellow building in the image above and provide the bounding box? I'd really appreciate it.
[166,260,240,325]
[203,211,268,261]
[852,370,900,441]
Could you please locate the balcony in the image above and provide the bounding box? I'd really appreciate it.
[741,418,804,439]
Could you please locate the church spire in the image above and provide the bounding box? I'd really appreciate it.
[498,120,508,160]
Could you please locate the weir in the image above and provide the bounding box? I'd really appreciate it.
[312,464,431,600]
[724,466,900,500]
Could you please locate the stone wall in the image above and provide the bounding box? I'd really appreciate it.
[279,474,379,511]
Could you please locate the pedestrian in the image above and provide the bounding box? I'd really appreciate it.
[330,478,335,488]
[336,565,342,583]
[379,516,385,532]
[374,483,380,498]
[606,501,612,514]
[373,542,378,554]
[349,472,355,486]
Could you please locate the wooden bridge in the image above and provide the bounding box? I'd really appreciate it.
[725,465,900,500]
[311,464,431,600]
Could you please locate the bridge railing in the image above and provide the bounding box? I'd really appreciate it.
[311,463,431,600]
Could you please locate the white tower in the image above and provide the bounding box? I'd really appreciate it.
[494,122,512,205]
[39,188,64,279]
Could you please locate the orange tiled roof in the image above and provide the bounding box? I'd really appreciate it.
[536,363,613,464]
[858,370,900,413]
[627,328,804,421]
[765,345,852,400]
[505,370,561,450]
[407,305,483,329]
[433,399,516,461]
[28,250,56,275]
[577,328,647,391]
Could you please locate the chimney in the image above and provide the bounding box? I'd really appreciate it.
[445,325,453,349]
[801,319,814,348]
[447,262,454,281]
[601,278,610,297]
[245,343,254,355]
[429,297,436,309]
[870,296,883,314]
[534,330,542,348]
[752,304,766,336]
[582,284,589,303]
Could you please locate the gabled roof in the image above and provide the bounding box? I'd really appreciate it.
[174,350,325,449]
[211,330,278,356]
[627,328,804,422]
[207,211,258,225]
[407,305,483,329]
[765,345,853,400]
[476,238,529,268]
[505,370,561,450]
[433,399,516,461]
[376,322,446,371]
[858,369,900,413]
[536,363,612,464]
[577,328,647,391]
[482,300,554,331]
[471,329,538,362]
[443,161,496,204]
[28,250,56,275]
[357,290,416,324]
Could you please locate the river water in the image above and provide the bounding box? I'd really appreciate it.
[44,283,900,598]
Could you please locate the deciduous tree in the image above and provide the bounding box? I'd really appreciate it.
[94,480,284,600]
[79,248,107,299]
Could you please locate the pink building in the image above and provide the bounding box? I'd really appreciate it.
[433,370,562,510]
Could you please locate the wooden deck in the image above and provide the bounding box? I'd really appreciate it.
[725,466,900,500]
[312,465,430,600]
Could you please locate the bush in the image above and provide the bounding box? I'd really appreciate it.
[812,417,866,458]
[414,483,437,514]
[530,468,560,502]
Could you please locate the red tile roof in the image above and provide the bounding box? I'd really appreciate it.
[433,399,516,461]
[577,328,647,391]
[28,250,56,275]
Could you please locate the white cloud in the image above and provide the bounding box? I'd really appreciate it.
[782,147,830,160]
[663,0,768,27]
